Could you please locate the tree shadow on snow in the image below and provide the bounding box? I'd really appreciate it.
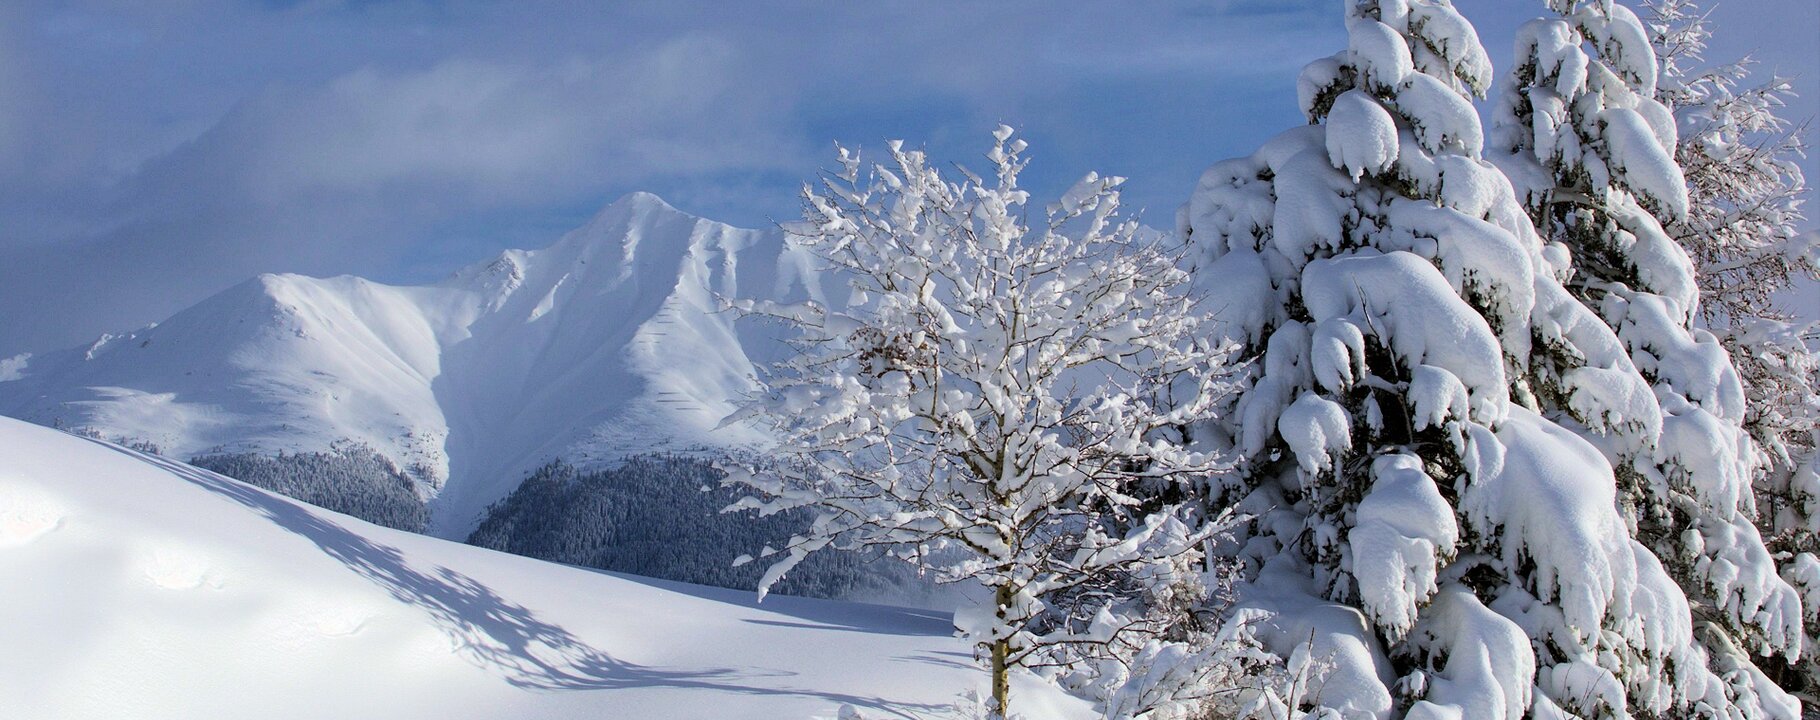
[88,439,952,718]
[590,569,952,638]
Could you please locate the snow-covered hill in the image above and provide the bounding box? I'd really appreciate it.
[0,416,1089,719]
[0,192,824,537]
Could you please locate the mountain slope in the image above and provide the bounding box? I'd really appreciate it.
[0,416,1090,720]
[0,192,823,537]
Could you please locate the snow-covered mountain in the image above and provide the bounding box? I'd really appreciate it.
[0,415,1090,719]
[0,192,825,537]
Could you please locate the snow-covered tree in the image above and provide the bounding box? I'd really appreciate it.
[721,128,1243,719]
[1494,0,1805,713]
[1646,0,1820,695]
[1183,0,1800,716]
[1646,0,1815,332]
[190,444,427,532]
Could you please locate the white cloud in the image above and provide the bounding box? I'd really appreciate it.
[139,32,803,208]
[0,353,28,383]
[2,0,1811,357]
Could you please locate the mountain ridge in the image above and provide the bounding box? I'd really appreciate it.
[0,191,823,538]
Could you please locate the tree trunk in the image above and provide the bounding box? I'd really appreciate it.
[990,583,1012,719]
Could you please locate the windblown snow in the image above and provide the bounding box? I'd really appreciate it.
[0,192,819,538]
[0,417,1089,720]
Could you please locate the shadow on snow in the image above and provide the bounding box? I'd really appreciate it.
[86,438,951,719]
[589,568,953,638]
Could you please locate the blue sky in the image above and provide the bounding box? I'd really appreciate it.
[0,0,1813,356]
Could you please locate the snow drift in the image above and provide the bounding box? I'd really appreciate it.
[0,416,1089,720]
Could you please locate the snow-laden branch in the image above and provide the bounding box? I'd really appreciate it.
[721,127,1246,719]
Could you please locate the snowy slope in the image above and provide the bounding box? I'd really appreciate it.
[0,417,1090,720]
[0,192,824,537]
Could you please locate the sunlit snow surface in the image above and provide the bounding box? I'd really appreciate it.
[0,417,1088,720]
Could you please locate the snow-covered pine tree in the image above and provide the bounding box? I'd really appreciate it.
[1182,0,1799,716]
[1646,1,1820,693]
[1493,0,1805,713]
[722,128,1244,719]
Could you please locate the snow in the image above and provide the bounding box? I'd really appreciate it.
[1530,280,1662,439]
[1270,149,1355,261]
[1463,407,1628,650]
[1607,206,1699,317]
[1402,587,1532,720]
[1656,399,1749,507]
[1694,511,1806,657]
[1391,72,1482,155]
[0,192,822,539]
[1233,559,1395,720]
[1349,453,1457,640]
[1600,107,1689,219]
[0,2,1803,716]
[1301,251,1508,424]
[1196,247,1285,347]
[1325,91,1399,181]
[1311,317,1366,394]
[1790,551,1820,622]
[1348,19,1413,93]
[1454,409,1786,717]
[1381,198,1536,346]
[1278,392,1351,475]
[725,132,1250,719]
[0,417,1091,720]
[1405,2,1492,95]
[1492,4,1811,709]
[1520,20,1590,106]
[1577,0,1658,99]
[1405,365,1469,435]
[1298,55,1346,120]
[8,271,457,490]
[1179,0,1811,716]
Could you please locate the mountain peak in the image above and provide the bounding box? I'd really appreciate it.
[2,186,806,539]
[542,191,733,271]
[609,190,680,214]
[581,190,704,231]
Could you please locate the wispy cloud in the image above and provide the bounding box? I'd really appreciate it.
[0,0,1811,354]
